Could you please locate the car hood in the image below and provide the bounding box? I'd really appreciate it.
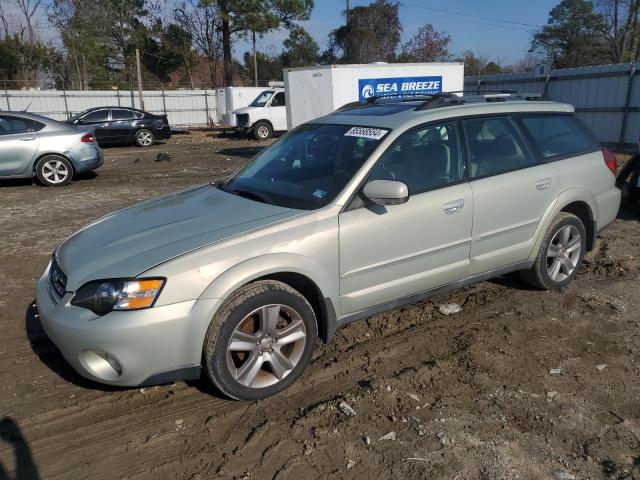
[56,184,302,290]
[233,106,261,115]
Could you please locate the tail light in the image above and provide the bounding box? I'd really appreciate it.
[602,148,617,175]
[81,132,96,143]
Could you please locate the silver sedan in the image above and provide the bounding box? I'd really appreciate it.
[0,111,103,186]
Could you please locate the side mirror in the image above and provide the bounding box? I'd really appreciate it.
[363,179,409,206]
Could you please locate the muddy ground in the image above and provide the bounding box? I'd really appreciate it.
[0,132,639,480]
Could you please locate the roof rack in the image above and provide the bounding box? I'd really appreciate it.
[334,90,544,113]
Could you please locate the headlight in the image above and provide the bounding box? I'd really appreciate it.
[71,278,165,315]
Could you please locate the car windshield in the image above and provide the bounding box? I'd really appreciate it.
[249,91,274,107]
[219,123,389,210]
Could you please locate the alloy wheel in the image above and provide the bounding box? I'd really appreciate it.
[136,130,153,146]
[226,304,307,388]
[41,159,70,184]
[546,225,582,282]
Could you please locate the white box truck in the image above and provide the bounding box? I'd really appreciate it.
[283,62,464,129]
[215,86,272,127]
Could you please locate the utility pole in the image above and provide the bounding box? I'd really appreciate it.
[346,0,350,27]
[135,48,145,111]
[252,30,258,87]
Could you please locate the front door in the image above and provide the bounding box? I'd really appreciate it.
[339,121,473,314]
[78,109,110,144]
[0,115,40,176]
[462,115,559,274]
[268,92,287,131]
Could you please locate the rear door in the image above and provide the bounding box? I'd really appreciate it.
[339,121,473,314]
[463,115,558,274]
[0,115,41,176]
[268,92,287,131]
[109,108,137,142]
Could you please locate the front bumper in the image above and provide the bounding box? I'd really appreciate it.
[35,266,221,387]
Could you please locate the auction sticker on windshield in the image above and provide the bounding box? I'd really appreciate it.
[344,127,389,140]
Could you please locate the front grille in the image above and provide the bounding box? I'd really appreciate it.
[236,113,249,128]
[49,257,67,300]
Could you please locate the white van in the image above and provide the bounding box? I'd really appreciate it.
[233,89,287,140]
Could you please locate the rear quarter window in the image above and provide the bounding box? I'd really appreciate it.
[520,115,597,159]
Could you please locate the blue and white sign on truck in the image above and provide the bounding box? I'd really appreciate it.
[358,76,443,101]
[284,63,464,129]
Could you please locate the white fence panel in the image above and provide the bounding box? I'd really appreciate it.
[1,88,217,127]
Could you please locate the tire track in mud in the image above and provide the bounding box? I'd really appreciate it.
[13,284,517,478]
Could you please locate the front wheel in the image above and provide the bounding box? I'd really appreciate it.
[134,129,154,147]
[35,155,73,187]
[252,121,272,141]
[203,280,317,400]
[522,212,586,290]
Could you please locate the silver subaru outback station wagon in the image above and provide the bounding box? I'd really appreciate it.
[35,93,621,400]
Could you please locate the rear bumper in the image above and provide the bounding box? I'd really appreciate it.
[155,125,172,140]
[595,187,621,233]
[68,146,103,174]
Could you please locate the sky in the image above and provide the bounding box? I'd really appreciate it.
[235,0,561,65]
[2,0,561,66]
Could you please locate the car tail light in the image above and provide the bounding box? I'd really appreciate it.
[602,148,617,175]
[81,132,96,143]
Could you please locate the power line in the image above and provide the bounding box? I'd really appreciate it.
[400,1,543,29]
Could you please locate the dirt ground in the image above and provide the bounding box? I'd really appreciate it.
[0,132,639,480]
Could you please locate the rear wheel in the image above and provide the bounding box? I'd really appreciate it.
[35,155,73,187]
[252,121,272,141]
[203,280,317,400]
[134,129,154,147]
[522,212,586,290]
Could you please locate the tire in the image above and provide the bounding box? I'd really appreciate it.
[35,155,73,187]
[203,280,317,401]
[252,121,272,141]
[521,212,587,290]
[134,129,154,147]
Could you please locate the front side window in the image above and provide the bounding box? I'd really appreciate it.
[249,91,274,108]
[111,109,135,120]
[370,122,463,193]
[82,110,109,122]
[520,114,596,159]
[463,116,535,179]
[0,115,37,135]
[220,124,388,209]
[271,92,286,107]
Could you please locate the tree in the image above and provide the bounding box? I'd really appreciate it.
[596,0,640,62]
[174,0,222,87]
[399,24,451,62]
[212,0,313,86]
[532,0,610,68]
[141,23,191,83]
[328,0,401,63]
[281,26,319,67]
[455,50,503,76]
[241,48,283,83]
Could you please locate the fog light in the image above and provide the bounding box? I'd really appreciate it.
[81,350,123,380]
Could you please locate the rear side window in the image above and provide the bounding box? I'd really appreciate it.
[463,116,536,179]
[520,115,596,159]
[111,109,135,120]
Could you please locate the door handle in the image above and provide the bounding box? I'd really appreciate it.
[443,199,465,215]
[536,178,552,191]
[20,137,36,141]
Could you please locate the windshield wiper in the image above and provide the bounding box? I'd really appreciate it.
[220,184,271,204]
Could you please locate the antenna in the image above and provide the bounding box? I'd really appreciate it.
[22,102,32,112]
